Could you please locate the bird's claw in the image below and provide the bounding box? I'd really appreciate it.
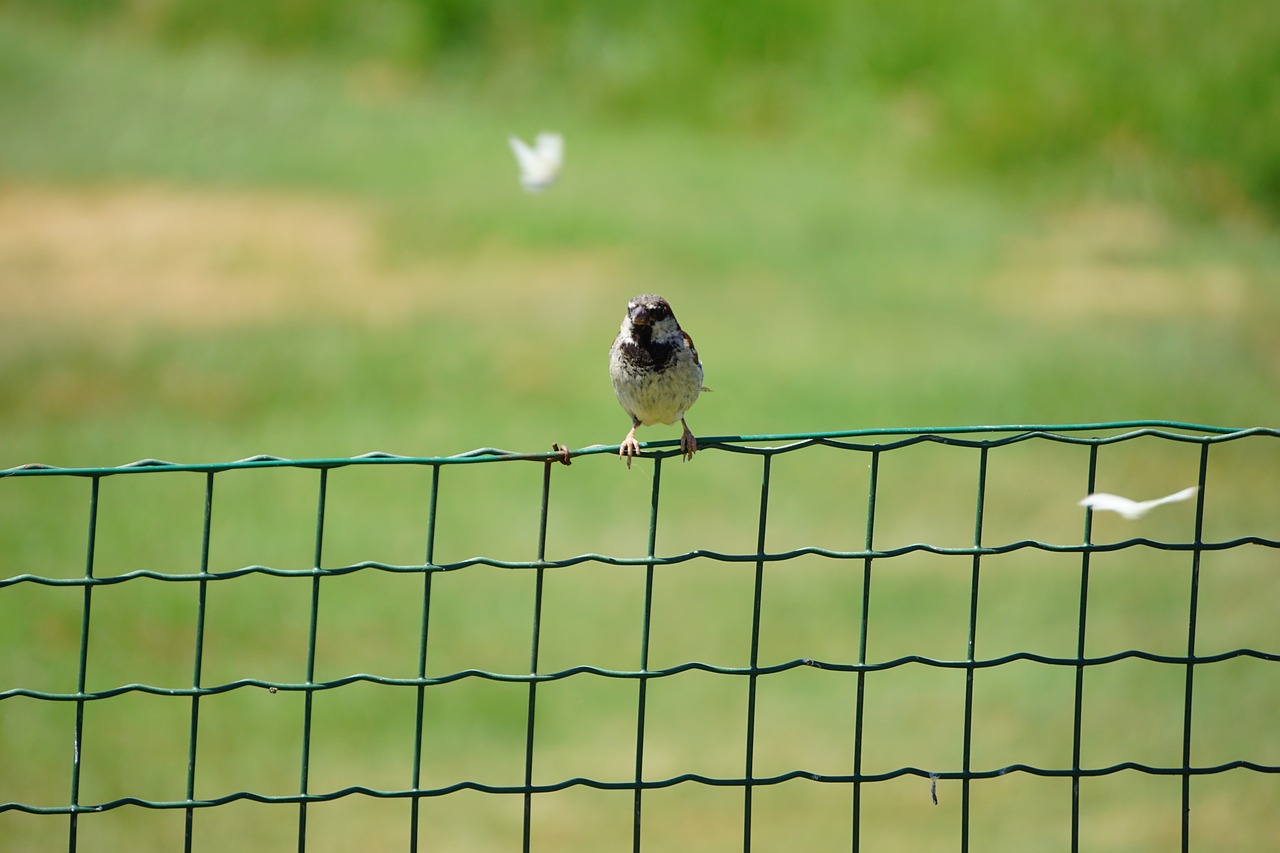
[680,425,698,462]
[551,442,572,466]
[619,435,642,469]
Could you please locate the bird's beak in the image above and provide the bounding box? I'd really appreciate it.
[629,307,651,326]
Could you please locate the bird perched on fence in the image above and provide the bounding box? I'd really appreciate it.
[609,294,706,469]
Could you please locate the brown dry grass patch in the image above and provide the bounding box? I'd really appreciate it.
[988,201,1247,320]
[0,183,628,337]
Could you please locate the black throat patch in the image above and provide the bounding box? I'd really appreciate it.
[625,326,676,371]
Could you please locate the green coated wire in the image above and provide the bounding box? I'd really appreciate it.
[67,476,100,853]
[632,456,663,852]
[1071,444,1100,853]
[851,448,880,853]
[521,457,555,851]
[409,464,441,853]
[960,445,989,853]
[3,423,1273,480]
[6,757,1277,813]
[1180,443,1212,853]
[742,455,772,852]
[297,468,329,853]
[4,646,1275,705]
[2,425,1277,851]
[183,472,215,853]
[4,534,1276,592]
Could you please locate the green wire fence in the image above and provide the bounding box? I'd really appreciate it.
[1,422,1277,851]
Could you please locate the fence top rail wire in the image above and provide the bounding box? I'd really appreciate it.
[2,421,1276,478]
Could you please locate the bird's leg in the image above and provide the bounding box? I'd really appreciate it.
[619,419,642,469]
[680,418,698,462]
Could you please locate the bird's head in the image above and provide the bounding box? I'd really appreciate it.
[626,294,674,329]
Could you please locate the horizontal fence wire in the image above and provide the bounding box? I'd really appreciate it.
[1,422,1278,852]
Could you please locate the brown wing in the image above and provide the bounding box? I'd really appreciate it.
[682,330,700,366]
[683,330,712,391]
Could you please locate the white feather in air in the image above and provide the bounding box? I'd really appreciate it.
[1079,486,1198,520]
[508,132,563,192]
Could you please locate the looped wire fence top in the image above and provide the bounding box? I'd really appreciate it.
[1,421,1277,852]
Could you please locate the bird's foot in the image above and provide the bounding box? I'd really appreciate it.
[619,430,642,469]
[680,420,698,462]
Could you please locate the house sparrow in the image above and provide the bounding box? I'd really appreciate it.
[609,294,705,468]
[508,132,563,192]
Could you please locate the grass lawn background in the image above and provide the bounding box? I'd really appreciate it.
[1,5,1277,850]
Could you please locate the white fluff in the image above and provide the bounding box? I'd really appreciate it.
[508,132,563,192]
[1079,486,1198,520]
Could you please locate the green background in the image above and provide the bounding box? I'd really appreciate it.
[1,2,1277,849]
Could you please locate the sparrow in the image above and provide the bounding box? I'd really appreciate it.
[609,294,705,468]
[1079,486,1198,520]
[507,132,563,192]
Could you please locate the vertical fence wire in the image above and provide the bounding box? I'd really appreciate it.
[67,475,101,853]
[1180,442,1211,852]
[1071,443,1100,853]
[742,453,773,852]
[183,471,215,853]
[521,454,556,850]
[960,446,990,853]
[409,464,441,853]
[632,456,663,852]
[851,448,881,853]
[297,468,329,853]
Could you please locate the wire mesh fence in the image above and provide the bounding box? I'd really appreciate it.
[1,422,1278,851]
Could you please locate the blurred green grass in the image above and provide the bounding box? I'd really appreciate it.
[1,6,1278,851]
[8,0,1280,217]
